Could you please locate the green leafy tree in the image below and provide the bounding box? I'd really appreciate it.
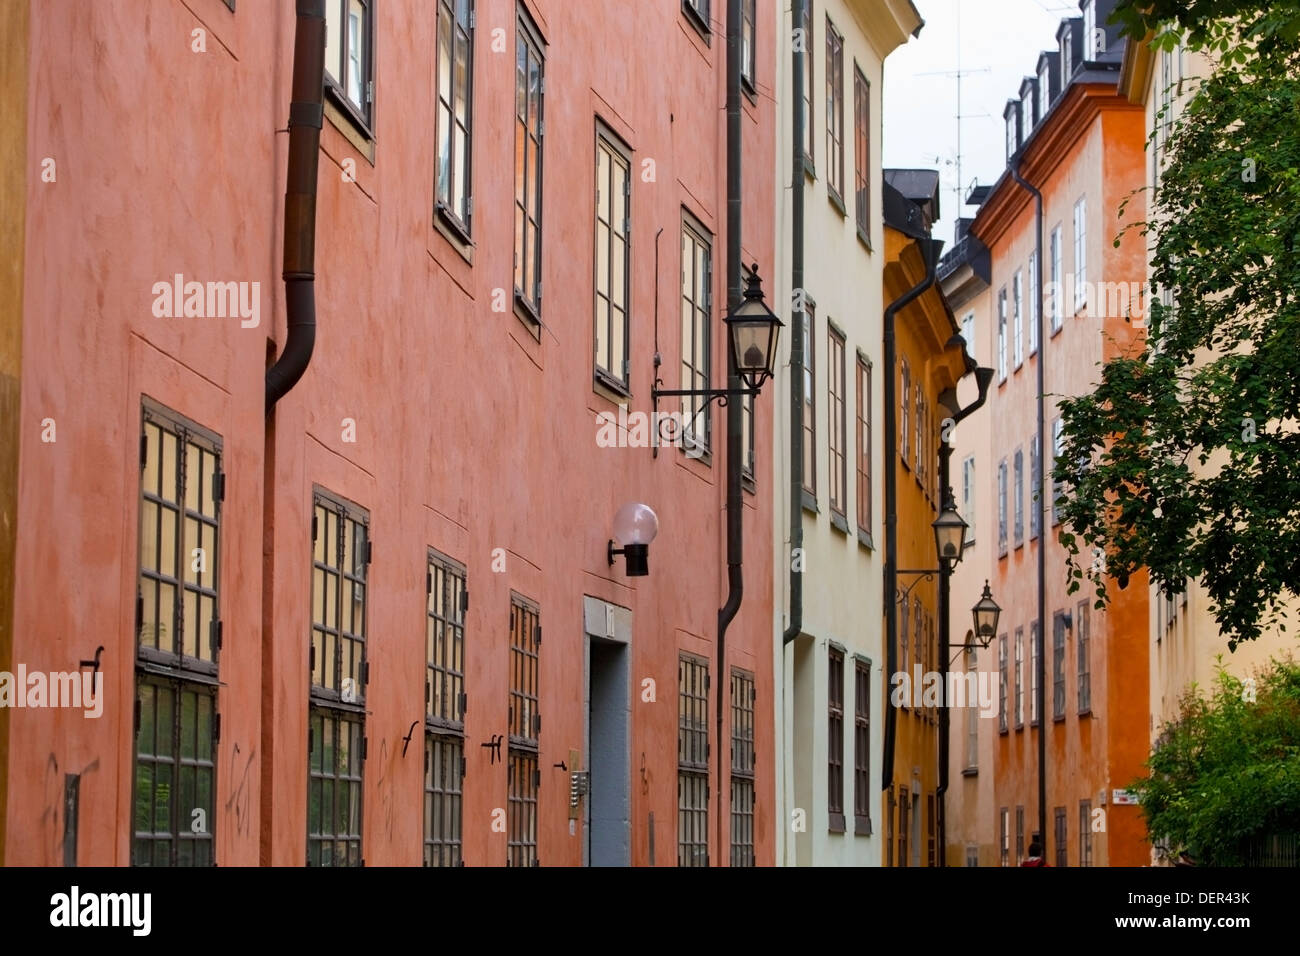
[1135,658,1300,866]
[1111,0,1300,54]
[1053,13,1300,648]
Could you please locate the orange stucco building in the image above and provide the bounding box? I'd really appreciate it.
[945,0,1151,867]
[0,0,776,867]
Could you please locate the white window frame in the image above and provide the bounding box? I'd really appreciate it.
[1073,197,1087,315]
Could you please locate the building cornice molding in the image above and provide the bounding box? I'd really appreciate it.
[1118,29,1156,104]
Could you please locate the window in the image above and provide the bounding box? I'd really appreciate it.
[961,312,976,361]
[997,459,1008,555]
[853,657,872,833]
[913,596,923,704]
[900,357,910,463]
[308,491,370,866]
[1012,271,1023,369]
[1061,24,1073,85]
[825,18,844,204]
[914,386,924,483]
[886,788,895,866]
[996,288,1007,381]
[927,794,936,867]
[324,0,374,131]
[436,0,474,234]
[507,596,540,865]
[1028,252,1039,355]
[1013,448,1024,547]
[801,1,814,167]
[898,790,909,867]
[1030,622,1040,726]
[424,552,466,866]
[683,0,710,36]
[964,645,979,769]
[1014,628,1024,728]
[742,393,755,481]
[730,669,756,866]
[1077,599,1091,714]
[961,457,975,544]
[828,326,846,517]
[741,0,756,89]
[1054,806,1068,867]
[802,303,816,494]
[1049,226,1063,332]
[1030,436,1040,539]
[1021,89,1033,138]
[1053,611,1066,720]
[997,633,1008,734]
[966,845,979,867]
[1079,800,1094,866]
[1015,806,1025,863]
[828,647,845,831]
[681,216,713,455]
[900,597,910,698]
[514,9,545,320]
[1005,112,1016,162]
[1083,0,1096,59]
[853,66,871,242]
[1052,417,1064,525]
[999,807,1009,867]
[678,653,710,867]
[133,403,222,867]
[855,354,872,538]
[594,128,631,390]
[1038,63,1050,117]
[1073,197,1087,315]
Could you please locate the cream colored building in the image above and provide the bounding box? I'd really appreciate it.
[1118,37,1300,761]
[771,0,922,866]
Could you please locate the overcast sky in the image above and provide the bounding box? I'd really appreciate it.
[882,0,1083,249]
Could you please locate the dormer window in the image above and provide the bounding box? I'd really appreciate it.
[1061,26,1072,85]
[1021,89,1033,137]
[1006,111,1017,161]
[1038,63,1050,116]
[1083,1,1096,60]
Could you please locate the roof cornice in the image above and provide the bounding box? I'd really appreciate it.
[851,0,924,61]
[1117,29,1156,104]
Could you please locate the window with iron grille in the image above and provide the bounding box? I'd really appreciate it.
[1077,599,1091,714]
[853,656,872,834]
[324,0,374,134]
[853,65,870,244]
[825,17,844,205]
[678,653,710,867]
[436,0,474,235]
[800,0,814,167]
[681,213,713,455]
[827,646,845,831]
[998,633,1008,734]
[508,595,540,865]
[741,0,756,90]
[308,490,370,866]
[1054,806,1067,866]
[1079,800,1093,866]
[425,552,466,866]
[1015,805,1025,863]
[898,790,909,867]
[1053,611,1066,720]
[514,7,545,321]
[828,324,846,517]
[595,125,631,391]
[802,302,816,494]
[1014,627,1024,729]
[1030,621,1040,726]
[134,402,222,867]
[856,353,872,538]
[1013,448,1024,547]
[999,807,1009,866]
[730,669,755,866]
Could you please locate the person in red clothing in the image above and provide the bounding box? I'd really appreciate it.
[1020,841,1049,867]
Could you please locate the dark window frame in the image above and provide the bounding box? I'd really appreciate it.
[1053,611,1067,721]
[1030,621,1041,727]
[680,211,714,458]
[825,16,845,209]
[682,0,711,40]
[678,652,710,867]
[1013,447,1024,547]
[423,550,466,867]
[324,0,376,137]
[1079,800,1093,867]
[506,748,538,866]
[1054,806,1068,867]
[800,0,815,173]
[307,705,364,866]
[853,64,871,246]
[1014,627,1024,729]
[997,458,1008,556]
[593,122,633,393]
[435,0,475,238]
[855,351,872,542]
[741,0,756,92]
[828,322,847,519]
[827,645,846,832]
[424,732,464,866]
[802,300,817,496]
[1015,805,1025,863]
[998,633,1008,734]
[730,668,756,866]
[853,656,872,834]
[507,594,540,866]
[1076,599,1091,714]
[513,6,546,324]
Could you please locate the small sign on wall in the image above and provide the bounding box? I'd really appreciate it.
[1112,789,1138,805]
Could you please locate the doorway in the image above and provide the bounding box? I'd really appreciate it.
[586,634,630,866]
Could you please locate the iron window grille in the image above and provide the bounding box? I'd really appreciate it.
[425,734,464,867]
[514,6,545,322]
[435,0,475,236]
[506,749,538,866]
[1076,599,1091,714]
[308,706,364,866]
[323,0,375,135]
[680,213,714,455]
[730,669,756,866]
[825,17,844,206]
[853,657,872,833]
[1053,611,1066,720]
[507,594,540,865]
[853,65,871,244]
[827,646,845,832]
[1054,806,1068,866]
[1079,800,1093,866]
[425,551,466,866]
[828,325,847,517]
[678,653,710,867]
[594,125,632,391]
[802,303,817,493]
[133,401,222,867]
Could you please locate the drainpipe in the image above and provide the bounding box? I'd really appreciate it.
[936,362,994,866]
[716,0,743,867]
[881,236,941,796]
[1010,158,1046,848]
[266,0,325,415]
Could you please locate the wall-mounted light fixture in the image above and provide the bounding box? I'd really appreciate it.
[932,490,970,569]
[608,502,659,577]
[972,580,1003,647]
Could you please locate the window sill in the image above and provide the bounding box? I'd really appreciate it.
[593,370,631,402]
[803,155,816,181]
[324,95,376,165]
[961,766,978,777]
[742,471,756,495]
[828,813,846,834]
[433,206,475,266]
[1053,714,1066,724]
[828,188,847,218]
[1014,722,1023,732]
[436,202,473,244]
[857,527,873,550]
[856,224,872,253]
[1050,322,1063,339]
[514,292,542,340]
[742,77,758,105]
[801,489,818,514]
[854,815,872,836]
[998,544,1008,558]
[1014,361,1023,374]
[999,726,1008,736]
[681,2,711,44]
[1015,539,1024,550]
[830,511,849,534]
[1077,707,1092,718]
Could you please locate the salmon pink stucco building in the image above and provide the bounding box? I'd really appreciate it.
[0,0,776,867]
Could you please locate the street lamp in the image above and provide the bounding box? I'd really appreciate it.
[972,580,1002,647]
[932,491,969,569]
[727,266,784,391]
[608,502,659,577]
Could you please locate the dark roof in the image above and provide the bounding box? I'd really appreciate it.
[882,180,931,240]
[884,168,941,224]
